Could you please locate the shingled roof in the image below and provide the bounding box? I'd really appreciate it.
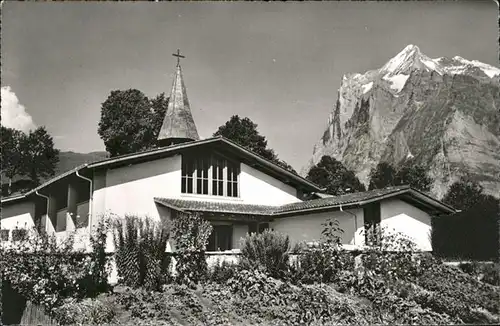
[154,185,457,217]
[157,62,200,145]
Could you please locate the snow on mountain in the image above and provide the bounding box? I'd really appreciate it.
[305,44,500,199]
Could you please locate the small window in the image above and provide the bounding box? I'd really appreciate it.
[0,229,10,242]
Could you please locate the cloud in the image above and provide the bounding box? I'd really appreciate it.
[1,86,36,132]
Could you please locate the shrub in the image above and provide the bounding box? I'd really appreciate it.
[291,217,353,284]
[171,212,212,286]
[52,296,116,325]
[240,229,291,279]
[113,214,171,290]
[208,259,239,284]
[1,229,101,314]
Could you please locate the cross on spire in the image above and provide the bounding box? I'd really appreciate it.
[172,49,185,66]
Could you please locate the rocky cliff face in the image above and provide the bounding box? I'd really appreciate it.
[304,45,500,199]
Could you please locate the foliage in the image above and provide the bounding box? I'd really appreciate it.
[1,126,24,193]
[213,115,296,174]
[97,89,169,157]
[227,269,365,325]
[306,156,366,195]
[433,178,500,260]
[112,214,171,290]
[368,162,396,190]
[291,217,353,284]
[87,217,113,294]
[52,296,117,325]
[171,212,212,286]
[361,227,421,282]
[0,229,109,315]
[368,160,432,192]
[208,259,240,284]
[240,229,291,279]
[394,158,432,192]
[0,126,59,189]
[442,176,486,211]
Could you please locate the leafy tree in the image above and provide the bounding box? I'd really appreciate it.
[20,127,60,186]
[213,115,296,174]
[1,126,24,193]
[433,178,500,260]
[368,160,432,192]
[306,155,366,195]
[97,89,169,157]
[442,177,486,211]
[394,159,432,192]
[368,162,397,190]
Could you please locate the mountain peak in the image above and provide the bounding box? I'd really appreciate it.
[380,44,425,76]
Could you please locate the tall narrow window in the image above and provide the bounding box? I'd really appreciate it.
[182,153,239,198]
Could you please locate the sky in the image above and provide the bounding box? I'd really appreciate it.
[1,1,498,172]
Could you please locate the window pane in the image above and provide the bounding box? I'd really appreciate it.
[232,167,239,182]
[227,181,232,197]
[196,179,202,194]
[187,177,193,193]
[181,177,186,193]
[203,179,208,195]
[218,181,223,196]
[233,183,238,197]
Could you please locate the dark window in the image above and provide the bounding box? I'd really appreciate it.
[0,229,10,241]
[12,229,27,242]
[207,225,233,251]
[363,203,381,246]
[182,154,239,198]
[258,223,269,234]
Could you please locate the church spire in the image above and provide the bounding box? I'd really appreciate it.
[157,49,200,147]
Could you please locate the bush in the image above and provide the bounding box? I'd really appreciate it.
[52,296,116,325]
[208,260,239,284]
[113,214,171,290]
[291,218,353,284]
[292,244,354,284]
[459,262,500,286]
[240,229,291,279]
[172,212,212,286]
[1,228,110,315]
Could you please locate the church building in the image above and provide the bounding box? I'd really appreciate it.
[1,51,457,253]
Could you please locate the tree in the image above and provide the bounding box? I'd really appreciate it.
[97,89,169,157]
[1,126,24,193]
[368,160,433,192]
[442,177,486,211]
[433,177,500,260]
[20,127,60,186]
[394,159,432,192]
[368,162,397,190]
[213,115,296,174]
[306,155,366,195]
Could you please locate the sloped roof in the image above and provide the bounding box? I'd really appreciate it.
[1,137,322,205]
[157,63,199,143]
[154,185,457,217]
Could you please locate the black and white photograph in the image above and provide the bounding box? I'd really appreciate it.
[1,1,499,325]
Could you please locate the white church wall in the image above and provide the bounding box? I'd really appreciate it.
[1,201,36,231]
[380,199,433,251]
[102,155,182,221]
[239,163,301,206]
[270,208,364,247]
